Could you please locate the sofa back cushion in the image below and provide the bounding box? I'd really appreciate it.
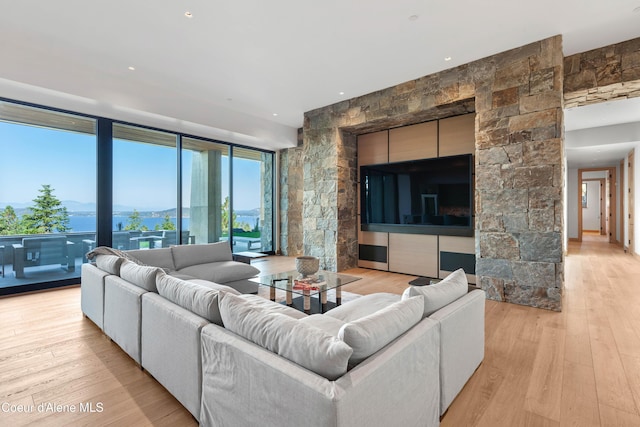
[125,248,175,270]
[95,255,124,275]
[171,242,232,270]
[177,261,259,283]
[402,268,468,318]
[219,292,353,380]
[339,295,424,366]
[120,260,164,292]
[156,272,239,325]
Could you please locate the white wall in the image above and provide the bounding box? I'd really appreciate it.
[626,145,640,255]
[636,145,640,256]
[567,168,579,240]
[582,180,601,231]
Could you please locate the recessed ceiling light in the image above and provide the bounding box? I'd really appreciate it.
[226,97,233,101]
[272,113,278,117]
[408,15,419,21]
[128,66,136,71]
[185,11,193,18]
[444,57,452,62]
[339,91,345,95]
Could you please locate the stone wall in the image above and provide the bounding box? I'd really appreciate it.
[282,35,565,310]
[279,129,303,256]
[565,37,640,106]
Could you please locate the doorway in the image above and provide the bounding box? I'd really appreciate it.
[577,167,617,243]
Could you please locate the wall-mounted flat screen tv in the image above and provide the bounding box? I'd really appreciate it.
[360,153,474,237]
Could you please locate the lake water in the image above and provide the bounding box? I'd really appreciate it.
[68,215,258,232]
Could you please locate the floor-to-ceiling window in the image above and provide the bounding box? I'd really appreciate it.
[231,147,274,253]
[112,124,177,250]
[0,98,276,294]
[182,137,229,245]
[0,101,96,292]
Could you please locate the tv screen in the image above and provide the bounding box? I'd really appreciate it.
[360,154,474,236]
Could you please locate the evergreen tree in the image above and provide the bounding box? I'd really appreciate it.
[221,196,249,233]
[124,209,148,231]
[0,205,23,235]
[155,213,176,231]
[21,185,70,234]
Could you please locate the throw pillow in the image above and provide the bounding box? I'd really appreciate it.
[156,271,229,325]
[171,242,233,270]
[402,268,468,317]
[299,314,346,335]
[219,292,353,380]
[339,295,424,366]
[95,254,124,275]
[177,261,259,283]
[120,260,164,292]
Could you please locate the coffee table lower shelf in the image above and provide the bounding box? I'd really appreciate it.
[284,295,340,314]
[267,285,342,315]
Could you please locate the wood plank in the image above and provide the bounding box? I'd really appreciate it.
[598,404,640,427]
[588,322,638,414]
[388,121,437,162]
[438,113,475,157]
[525,326,565,422]
[388,233,438,277]
[357,130,388,167]
[560,360,600,426]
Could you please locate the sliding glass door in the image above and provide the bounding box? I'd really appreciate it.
[231,147,274,253]
[182,137,229,245]
[112,124,177,250]
[0,101,96,291]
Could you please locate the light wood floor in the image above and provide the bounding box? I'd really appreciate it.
[1,241,639,426]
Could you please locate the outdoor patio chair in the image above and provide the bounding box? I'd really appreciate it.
[12,235,75,278]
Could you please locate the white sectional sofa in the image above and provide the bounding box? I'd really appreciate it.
[80,246,484,426]
[80,241,260,332]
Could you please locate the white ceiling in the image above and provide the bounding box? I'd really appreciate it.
[0,1,639,152]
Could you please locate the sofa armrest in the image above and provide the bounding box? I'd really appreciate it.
[142,293,209,419]
[200,317,440,427]
[429,289,485,414]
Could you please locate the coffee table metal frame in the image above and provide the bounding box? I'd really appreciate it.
[251,270,358,314]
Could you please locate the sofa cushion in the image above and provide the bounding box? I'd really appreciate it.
[119,260,164,292]
[219,292,352,380]
[235,294,308,320]
[156,272,239,325]
[325,292,401,323]
[168,271,198,281]
[95,255,124,275]
[299,314,346,335]
[171,242,232,270]
[186,278,246,294]
[126,248,175,270]
[402,268,468,317]
[339,295,424,366]
[177,261,259,283]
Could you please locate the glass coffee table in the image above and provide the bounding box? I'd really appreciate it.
[251,270,360,314]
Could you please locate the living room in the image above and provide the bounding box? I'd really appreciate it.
[1,2,640,426]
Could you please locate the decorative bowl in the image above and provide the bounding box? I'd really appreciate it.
[296,256,319,277]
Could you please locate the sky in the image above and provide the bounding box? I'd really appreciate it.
[0,120,264,212]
